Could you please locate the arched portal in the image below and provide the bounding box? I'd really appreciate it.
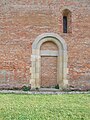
[40,41,58,88]
[30,33,68,89]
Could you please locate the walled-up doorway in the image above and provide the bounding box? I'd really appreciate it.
[41,56,57,88]
[40,41,58,88]
[30,33,68,89]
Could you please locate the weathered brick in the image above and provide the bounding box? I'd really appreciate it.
[0,0,90,90]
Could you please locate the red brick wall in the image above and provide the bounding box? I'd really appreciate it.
[41,56,57,88]
[0,0,90,90]
[40,41,58,51]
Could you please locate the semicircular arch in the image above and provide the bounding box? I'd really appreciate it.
[31,33,68,89]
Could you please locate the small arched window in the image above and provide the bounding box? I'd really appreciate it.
[63,16,67,33]
[63,9,72,33]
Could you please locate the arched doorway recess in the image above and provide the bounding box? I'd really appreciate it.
[30,33,68,89]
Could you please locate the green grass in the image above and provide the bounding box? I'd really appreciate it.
[0,94,90,120]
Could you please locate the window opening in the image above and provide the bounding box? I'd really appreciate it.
[63,16,67,33]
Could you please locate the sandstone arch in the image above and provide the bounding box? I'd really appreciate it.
[30,33,68,89]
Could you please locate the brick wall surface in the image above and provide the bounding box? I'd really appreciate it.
[41,56,57,88]
[40,41,58,51]
[0,0,90,90]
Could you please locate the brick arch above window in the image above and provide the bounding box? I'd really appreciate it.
[62,9,72,33]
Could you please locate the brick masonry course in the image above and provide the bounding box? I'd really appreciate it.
[0,0,90,90]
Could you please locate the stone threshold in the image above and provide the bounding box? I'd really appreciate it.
[0,90,90,95]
